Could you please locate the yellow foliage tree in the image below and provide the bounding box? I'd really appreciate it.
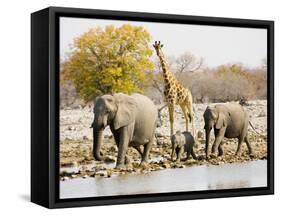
[61,24,154,102]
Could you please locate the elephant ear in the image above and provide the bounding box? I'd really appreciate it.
[215,113,225,129]
[113,93,137,130]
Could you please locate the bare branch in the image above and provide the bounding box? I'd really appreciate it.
[175,52,204,73]
[152,79,164,94]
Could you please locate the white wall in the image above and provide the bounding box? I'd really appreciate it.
[0,0,279,214]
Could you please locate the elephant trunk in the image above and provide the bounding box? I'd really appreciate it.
[205,129,211,159]
[93,127,105,161]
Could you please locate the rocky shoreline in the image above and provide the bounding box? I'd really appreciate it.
[60,100,267,180]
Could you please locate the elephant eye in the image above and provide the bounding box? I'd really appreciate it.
[105,108,111,113]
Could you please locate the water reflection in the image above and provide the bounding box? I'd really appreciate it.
[60,160,267,199]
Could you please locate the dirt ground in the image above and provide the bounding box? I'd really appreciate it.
[60,100,267,180]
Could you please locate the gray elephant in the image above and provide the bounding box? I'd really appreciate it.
[91,93,157,168]
[171,131,197,162]
[203,103,254,159]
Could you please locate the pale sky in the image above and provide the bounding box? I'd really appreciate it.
[60,17,267,68]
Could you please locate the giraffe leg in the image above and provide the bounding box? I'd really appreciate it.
[189,108,195,137]
[186,98,195,137]
[180,104,190,132]
[168,105,175,136]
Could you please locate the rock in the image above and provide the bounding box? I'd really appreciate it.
[109,145,118,152]
[80,165,88,171]
[82,136,89,140]
[71,161,79,167]
[156,120,162,128]
[154,147,160,152]
[163,138,171,145]
[107,170,112,178]
[126,167,134,172]
[84,155,93,161]
[162,163,171,169]
[71,174,77,178]
[197,155,205,160]
[104,156,116,163]
[156,138,164,145]
[95,170,108,177]
[82,175,88,179]
[133,168,141,173]
[155,132,165,138]
[61,176,69,181]
[95,165,106,172]
[197,130,204,139]
[258,110,266,117]
[163,154,170,159]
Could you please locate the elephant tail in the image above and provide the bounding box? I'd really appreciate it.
[249,121,264,136]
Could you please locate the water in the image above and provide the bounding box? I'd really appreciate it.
[60,160,267,199]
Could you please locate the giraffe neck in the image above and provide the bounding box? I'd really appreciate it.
[157,51,173,83]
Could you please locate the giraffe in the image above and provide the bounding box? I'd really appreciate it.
[153,41,195,136]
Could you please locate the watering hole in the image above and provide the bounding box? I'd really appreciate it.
[60,160,267,199]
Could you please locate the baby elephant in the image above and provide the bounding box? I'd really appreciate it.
[171,131,197,162]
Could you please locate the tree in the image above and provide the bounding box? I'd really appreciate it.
[61,24,154,102]
[175,52,203,74]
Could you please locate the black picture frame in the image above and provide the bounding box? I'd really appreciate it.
[31,6,274,208]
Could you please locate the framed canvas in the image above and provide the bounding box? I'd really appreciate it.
[31,6,274,208]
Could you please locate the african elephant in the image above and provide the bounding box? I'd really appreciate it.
[203,103,254,159]
[91,93,157,168]
[171,131,197,162]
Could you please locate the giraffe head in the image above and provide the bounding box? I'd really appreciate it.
[153,41,164,56]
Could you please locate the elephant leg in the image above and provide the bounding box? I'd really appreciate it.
[171,147,175,162]
[245,136,254,156]
[218,142,224,156]
[125,155,131,164]
[235,137,244,156]
[171,137,176,161]
[176,147,184,162]
[110,125,120,154]
[141,143,151,164]
[211,128,225,156]
[116,128,129,168]
[191,148,197,160]
[111,131,120,144]
[168,105,175,136]
[182,147,191,161]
